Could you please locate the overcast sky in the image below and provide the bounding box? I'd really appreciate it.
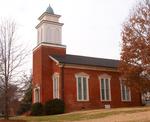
[0,0,138,69]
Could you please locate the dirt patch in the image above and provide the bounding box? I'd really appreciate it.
[0,120,27,122]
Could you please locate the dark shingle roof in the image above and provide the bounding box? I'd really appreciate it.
[49,54,120,68]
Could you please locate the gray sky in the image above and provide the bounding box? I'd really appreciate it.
[0,0,138,69]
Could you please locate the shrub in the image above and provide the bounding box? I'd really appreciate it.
[17,103,31,115]
[31,102,43,116]
[44,99,65,115]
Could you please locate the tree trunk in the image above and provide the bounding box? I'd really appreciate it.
[4,94,9,120]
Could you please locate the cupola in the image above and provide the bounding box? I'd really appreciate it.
[35,4,64,45]
[46,5,54,14]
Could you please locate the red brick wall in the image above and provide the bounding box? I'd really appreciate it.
[62,68,141,112]
[33,44,66,104]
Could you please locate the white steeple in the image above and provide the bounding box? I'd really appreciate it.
[35,5,64,45]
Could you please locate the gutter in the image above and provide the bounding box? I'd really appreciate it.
[62,63,65,101]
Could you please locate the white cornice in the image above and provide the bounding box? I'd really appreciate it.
[36,20,64,29]
[38,12,61,21]
[33,42,66,52]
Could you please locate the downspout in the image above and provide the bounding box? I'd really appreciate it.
[62,63,65,101]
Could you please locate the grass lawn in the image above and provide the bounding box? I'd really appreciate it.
[1,106,150,122]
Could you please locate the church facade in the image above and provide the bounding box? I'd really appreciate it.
[32,5,141,112]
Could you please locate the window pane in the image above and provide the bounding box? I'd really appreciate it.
[55,29,59,43]
[122,84,125,90]
[101,79,105,100]
[106,90,109,100]
[79,89,82,100]
[83,78,87,100]
[106,79,109,89]
[122,84,126,100]
[126,90,129,100]
[83,78,86,89]
[101,79,104,89]
[78,77,82,100]
[78,78,81,88]
[102,90,105,100]
[105,79,109,100]
[83,89,87,100]
[122,84,125,100]
[47,28,51,42]
[122,90,125,100]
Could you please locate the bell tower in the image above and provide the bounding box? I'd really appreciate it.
[33,5,66,104]
[35,5,64,45]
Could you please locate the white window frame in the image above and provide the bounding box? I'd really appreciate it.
[34,83,40,103]
[52,72,59,99]
[98,73,111,101]
[120,83,131,101]
[119,77,131,101]
[75,72,89,101]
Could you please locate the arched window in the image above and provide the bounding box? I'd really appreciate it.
[55,29,59,43]
[47,27,51,42]
[34,84,40,103]
[52,72,59,99]
[41,28,43,42]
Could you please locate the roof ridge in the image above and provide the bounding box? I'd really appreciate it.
[66,54,119,61]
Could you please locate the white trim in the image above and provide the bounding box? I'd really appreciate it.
[60,64,118,72]
[75,72,90,78]
[49,56,59,65]
[75,72,89,101]
[52,72,59,99]
[36,20,64,29]
[119,77,131,102]
[120,82,131,102]
[34,86,40,103]
[38,12,61,21]
[33,42,66,52]
[98,73,111,101]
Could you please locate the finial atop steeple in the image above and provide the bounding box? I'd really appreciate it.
[46,4,54,14]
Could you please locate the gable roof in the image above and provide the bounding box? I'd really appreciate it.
[49,54,120,68]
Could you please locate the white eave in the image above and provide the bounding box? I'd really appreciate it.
[49,55,59,65]
[33,42,66,52]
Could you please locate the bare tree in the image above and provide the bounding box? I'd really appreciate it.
[119,0,150,92]
[0,18,29,119]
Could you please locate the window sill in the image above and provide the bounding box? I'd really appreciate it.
[122,100,131,102]
[77,100,89,102]
[101,100,111,102]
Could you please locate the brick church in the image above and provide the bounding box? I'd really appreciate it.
[33,5,141,112]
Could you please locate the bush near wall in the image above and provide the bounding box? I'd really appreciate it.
[44,99,65,115]
[31,102,43,116]
[17,103,31,115]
